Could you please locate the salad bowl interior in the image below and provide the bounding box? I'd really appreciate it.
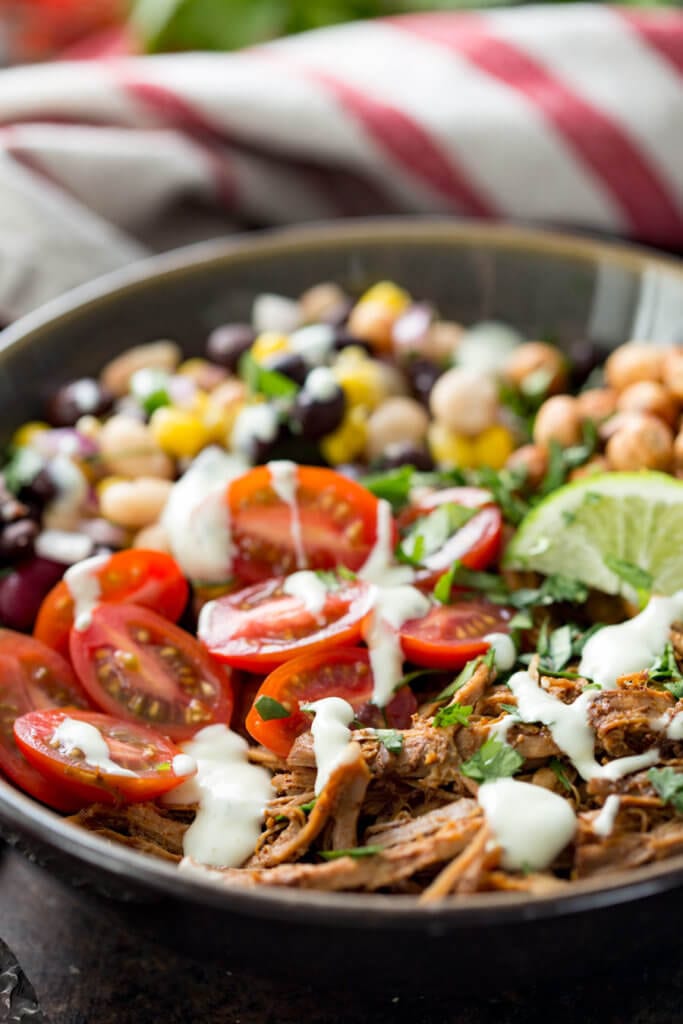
[3,218,683,981]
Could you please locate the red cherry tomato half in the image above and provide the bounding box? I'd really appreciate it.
[0,630,90,811]
[69,604,233,740]
[199,573,376,671]
[34,550,189,660]
[13,709,196,808]
[245,646,416,757]
[228,466,389,583]
[399,600,512,669]
[397,487,494,529]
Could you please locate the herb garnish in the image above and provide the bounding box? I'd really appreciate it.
[433,703,473,728]
[360,465,415,510]
[648,643,683,699]
[437,648,495,701]
[461,739,524,782]
[238,350,299,399]
[254,695,290,721]
[538,422,597,497]
[603,555,653,607]
[372,729,404,754]
[435,561,588,612]
[320,846,383,860]
[648,767,683,813]
[399,502,476,566]
[3,446,43,495]
[549,758,572,793]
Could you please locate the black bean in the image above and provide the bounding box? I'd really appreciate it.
[206,323,256,371]
[290,387,346,441]
[267,353,309,386]
[375,443,435,472]
[332,329,372,356]
[406,358,443,405]
[0,557,64,631]
[18,468,56,509]
[45,378,114,427]
[0,519,39,561]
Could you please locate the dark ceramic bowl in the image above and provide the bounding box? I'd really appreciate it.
[2,218,683,986]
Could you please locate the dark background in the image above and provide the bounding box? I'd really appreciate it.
[2,842,682,1024]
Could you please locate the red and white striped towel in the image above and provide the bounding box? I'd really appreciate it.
[1,5,682,320]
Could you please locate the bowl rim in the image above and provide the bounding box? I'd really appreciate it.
[3,215,683,929]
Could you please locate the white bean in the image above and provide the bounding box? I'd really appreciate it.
[532,396,582,447]
[99,415,173,479]
[429,367,498,436]
[365,397,430,461]
[100,340,182,397]
[100,478,173,529]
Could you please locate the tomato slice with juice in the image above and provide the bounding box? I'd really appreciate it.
[14,708,196,808]
[199,573,376,670]
[0,630,91,810]
[245,646,416,757]
[399,600,512,669]
[69,604,233,740]
[35,549,189,659]
[228,465,389,583]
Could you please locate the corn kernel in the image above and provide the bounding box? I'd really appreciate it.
[149,407,210,459]
[357,281,410,314]
[473,425,515,470]
[320,407,368,465]
[333,352,386,411]
[202,398,240,445]
[250,332,290,365]
[428,421,476,468]
[13,421,49,448]
[347,282,411,354]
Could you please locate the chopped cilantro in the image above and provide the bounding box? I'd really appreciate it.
[648,767,683,813]
[437,648,495,701]
[337,565,357,582]
[499,703,519,716]
[3,445,43,495]
[648,643,683,699]
[469,466,530,526]
[549,758,572,792]
[399,502,476,566]
[254,695,290,721]
[238,350,299,399]
[360,465,415,510]
[603,555,652,606]
[504,574,589,611]
[461,739,524,782]
[433,703,472,728]
[320,845,383,860]
[538,623,573,674]
[538,422,597,497]
[582,682,602,691]
[508,609,533,632]
[372,728,404,754]
[299,799,317,814]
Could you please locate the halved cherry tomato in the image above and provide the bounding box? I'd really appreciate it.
[69,604,233,740]
[0,630,91,811]
[34,550,189,660]
[228,466,389,583]
[399,600,512,669]
[14,708,195,808]
[246,646,416,757]
[199,574,376,671]
[399,487,502,581]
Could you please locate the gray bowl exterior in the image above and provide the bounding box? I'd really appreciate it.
[2,219,683,984]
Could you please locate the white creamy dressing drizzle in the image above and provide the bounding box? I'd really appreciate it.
[172,753,197,778]
[162,446,247,582]
[357,499,430,707]
[282,570,329,618]
[303,366,339,400]
[488,713,517,745]
[52,717,138,778]
[484,632,516,671]
[35,529,93,565]
[43,454,88,531]
[290,325,336,366]
[508,671,660,781]
[478,777,577,871]
[593,794,621,838]
[164,724,272,868]
[578,592,683,689]
[268,459,307,569]
[666,714,683,741]
[64,553,109,630]
[231,404,279,460]
[304,696,356,795]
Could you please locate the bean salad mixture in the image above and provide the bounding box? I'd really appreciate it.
[4,277,683,899]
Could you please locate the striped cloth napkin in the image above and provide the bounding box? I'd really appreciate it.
[0,4,682,322]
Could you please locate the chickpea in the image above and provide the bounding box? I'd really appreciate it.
[616,380,678,427]
[299,282,348,324]
[569,456,610,481]
[505,444,548,488]
[100,477,173,529]
[429,367,498,437]
[605,414,673,472]
[346,300,398,354]
[177,358,227,392]
[423,320,464,363]
[99,415,174,480]
[532,395,582,448]
[503,341,567,394]
[575,388,618,423]
[604,342,664,393]
[100,340,182,397]
[663,347,683,401]
[365,397,430,462]
[133,522,171,552]
[374,360,410,400]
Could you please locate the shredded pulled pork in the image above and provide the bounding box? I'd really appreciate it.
[68,635,683,898]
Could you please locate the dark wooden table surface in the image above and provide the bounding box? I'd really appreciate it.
[3,841,683,1024]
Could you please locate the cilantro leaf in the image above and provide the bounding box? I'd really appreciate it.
[538,624,573,674]
[648,767,683,813]
[360,465,415,510]
[299,799,317,814]
[372,729,404,754]
[3,446,43,495]
[461,739,524,782]
[437,649,495,701]
[603,555,652,604]
[499,703,519,716]
[320,845,382,861]
[255,695,290,721]
[399,503,476,566]
[469,466,530,526]
[549,757,572,793]
[538,423,597,497]
[433,703,472,728]
[238,350,298,399]
[648,643,683,699]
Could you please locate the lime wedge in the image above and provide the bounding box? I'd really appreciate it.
[503,472,683,600]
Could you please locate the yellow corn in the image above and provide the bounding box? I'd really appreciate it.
[250,332,290,365]
[356,281,410,314]
[149,407,210,459]
[428,422,477,469]
[320,406,368,465]
[13,421,49,448]
[473,425,515,470]
[333,350,386,411]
